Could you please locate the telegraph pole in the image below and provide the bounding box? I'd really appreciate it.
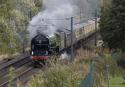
[95,10,98,46]
[29,9,32,20]
[80,9,82,22]
[71,17,74,61]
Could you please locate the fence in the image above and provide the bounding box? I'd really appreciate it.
[80,61,96,87]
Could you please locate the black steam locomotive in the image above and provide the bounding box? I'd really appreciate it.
[31,34,50,65]
[30,18,99,66]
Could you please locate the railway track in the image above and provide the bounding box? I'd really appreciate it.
[0,62,32,84]
[0,67,39,87]
[0,52,44,87]
[0,58,15,66]
[0,54,30,77]
[0,53,38,87]
[0,60,9,66]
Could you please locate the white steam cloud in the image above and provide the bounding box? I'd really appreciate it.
[28,0,100,39]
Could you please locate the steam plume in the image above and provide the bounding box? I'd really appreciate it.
[28,0,100,39]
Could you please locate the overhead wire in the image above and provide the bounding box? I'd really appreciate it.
[13,13,98,30]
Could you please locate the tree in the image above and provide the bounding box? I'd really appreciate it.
[100,0,125,51]
[0,0,43,54]
[0,0,19,54]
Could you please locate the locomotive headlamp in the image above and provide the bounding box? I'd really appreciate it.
[32,51,34,55]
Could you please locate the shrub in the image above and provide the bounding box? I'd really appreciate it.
[28,60,89,87]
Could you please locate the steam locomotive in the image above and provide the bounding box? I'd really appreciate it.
[30,18,99,66]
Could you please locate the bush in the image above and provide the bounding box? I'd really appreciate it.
[93,49,122,87]
[28,60,89,87]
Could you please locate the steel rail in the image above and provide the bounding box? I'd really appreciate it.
[0,67,34,87]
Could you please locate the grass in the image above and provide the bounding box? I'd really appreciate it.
[9,48,96,87]
[16,48,125,87]
[27,58,90,87]
[109,76,125,87]
[26,48,98,87]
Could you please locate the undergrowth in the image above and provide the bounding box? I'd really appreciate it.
[27,58,89,87]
